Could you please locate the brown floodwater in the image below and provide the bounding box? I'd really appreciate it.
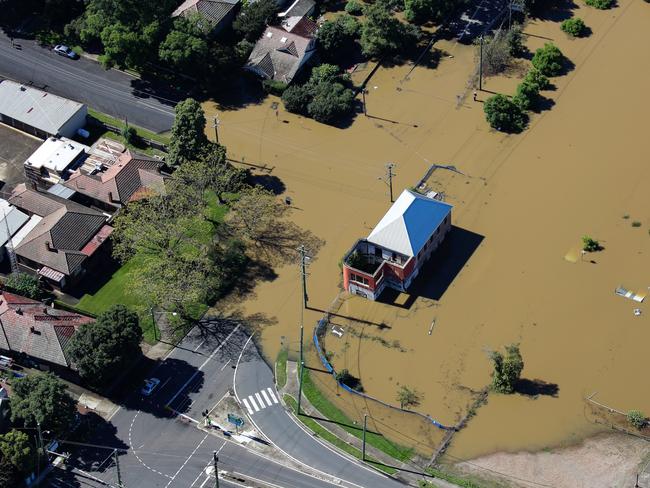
[203,0,650,461]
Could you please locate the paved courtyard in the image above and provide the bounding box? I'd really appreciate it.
[0,123,41,191]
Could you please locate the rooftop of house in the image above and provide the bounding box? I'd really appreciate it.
[0,80,85,135]
[367,190,453,257]
[0,292,93,368]
[24,137,88,173]
[8,185,108,276]
[172,0,239,27]
[63,150,165,207]
[246,21,317,82]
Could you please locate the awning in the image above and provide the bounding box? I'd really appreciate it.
[81,225,113,256]
[38,266,65,282]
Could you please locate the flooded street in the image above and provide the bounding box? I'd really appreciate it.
[204,0,650,465]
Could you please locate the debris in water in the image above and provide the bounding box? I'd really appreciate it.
[428,319,436,335]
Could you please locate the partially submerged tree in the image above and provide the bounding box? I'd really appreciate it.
[490,344,524,394]
[531,43,565,77]
[360,4,419,59]
[627,410,646,430]
[483,94,528,133]
[561,17,587,37]
[10,373,76,437]
[396,385,421,409]
[68,305,143,387]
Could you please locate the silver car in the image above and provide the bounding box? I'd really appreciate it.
[53,44,79,59]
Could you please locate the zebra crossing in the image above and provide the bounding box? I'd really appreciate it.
[241,387,279,415]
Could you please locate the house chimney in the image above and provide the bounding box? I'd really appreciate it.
[16,308,22,315]
[108,191,117,203]
[31,181,38,191]
[45,241,56,252]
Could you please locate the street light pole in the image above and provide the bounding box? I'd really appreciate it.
[362,414,367,461]
[213,451,219,488]
[479,35,484,91]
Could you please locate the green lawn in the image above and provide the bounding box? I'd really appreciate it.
[88,108,171,146]
[302,369,413,462]
[276,348,288,388]
[283,395,396,475]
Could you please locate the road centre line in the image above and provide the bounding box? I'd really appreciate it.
[166,325,241,407]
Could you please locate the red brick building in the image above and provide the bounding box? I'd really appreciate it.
[343,190,452,300]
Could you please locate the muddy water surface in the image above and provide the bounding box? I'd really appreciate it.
[204,0,650,461]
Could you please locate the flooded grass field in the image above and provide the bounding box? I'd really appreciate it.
[204,0,650,475]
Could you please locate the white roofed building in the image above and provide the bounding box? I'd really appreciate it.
[24,137,89,188]
[342,190,452,300]
[0,80,87,139]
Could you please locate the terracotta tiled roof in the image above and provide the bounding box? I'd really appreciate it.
[63,151,165,208]
[8,187,107,276]
[0,292,93,368]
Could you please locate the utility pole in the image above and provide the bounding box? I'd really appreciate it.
[297,244,309,415]
[150,307,157,342]
[114,449,123,488]
[479,35,484,91]
[362,89,367,116]
[383,163,396,203]
[299,245,309,309]
[36,421,43,479]
[508,0,513,29]
[212,115,220,144]
[362,414,368,461]
[213,451,219,488]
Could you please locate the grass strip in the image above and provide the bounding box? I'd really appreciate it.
[275,348,288,388]
[283,394,396,475]
[88,108,171,146]
[302,369,413,462]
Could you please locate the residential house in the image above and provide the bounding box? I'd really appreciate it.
[342,190,453,300]
[63,150,166,213]
[0,80,87,139]
[8,185,112,290]
[0,199,29,265]
[244,14,318,83]
[24,137,89,188]
[0,291,93,372]
[172,0,240,36]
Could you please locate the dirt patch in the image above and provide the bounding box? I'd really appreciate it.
[455,433,650,488]
[0,123,41,189]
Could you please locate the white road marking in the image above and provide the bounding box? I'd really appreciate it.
[193,339,205,351]
[254,392,264,407]
[242,398,253,415]
[220,359,231,371]
[248,395,260,412]
[261,389,272,407]
[128,411,172,479]
[166,325,241,408]
[164,433,208,488]
[267,388,278,404]
[189,439,224,488]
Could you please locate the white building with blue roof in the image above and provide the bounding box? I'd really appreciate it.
[343,190,452,300]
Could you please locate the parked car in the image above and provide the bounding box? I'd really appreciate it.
[141,378,161,396]
[53,45,79,59]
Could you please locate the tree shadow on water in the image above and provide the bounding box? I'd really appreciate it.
[516,378,559,398]
[248,174,286,195]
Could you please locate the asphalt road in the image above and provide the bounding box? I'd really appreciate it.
[48,318,357,488]
[0,32,176,132]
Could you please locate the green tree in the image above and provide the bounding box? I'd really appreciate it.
[396,385,421,409]
[0,430,34,475]
[627,410,646,429]
[360,4,418,59]
[4,272,41,299]
[67,305,142,387]
[10,373,76,437]
[523,68,550,90]
[561,17,587,37]
[585,0,614,9]
[234,0,279,41]
[582,235,601,252]
[317,15,361,57]
[99,21,159,69]
[483,94,528,133]
[159,15,210,74]
[334,369,363,391]
[531,43,565,77]
[282,84,313,115]
[345,0,364,15]
[307,81,355,124]
[490,344,524,394]
[167,98,209,167]
[513,81,539,111]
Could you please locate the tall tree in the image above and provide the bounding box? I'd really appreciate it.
[10,374,76,437]
[167,98,210,167]
[67,305,143,387]
[159,15,210,75]
[396,385,421,409]
[360,4,419,59]
[233,0,279,41]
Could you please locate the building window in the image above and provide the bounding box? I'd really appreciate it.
[350,273,369,286]
[375,247,382,258]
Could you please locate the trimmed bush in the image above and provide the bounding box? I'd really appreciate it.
[513,81,539,110]
[585,0,615,8]
[532,43,564,77]
[4,272,41,299]
[281,84,312,115]
[523,68,551,90]
[561,17,587,37]
[484,94,528,133]
[345,0,364,15]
